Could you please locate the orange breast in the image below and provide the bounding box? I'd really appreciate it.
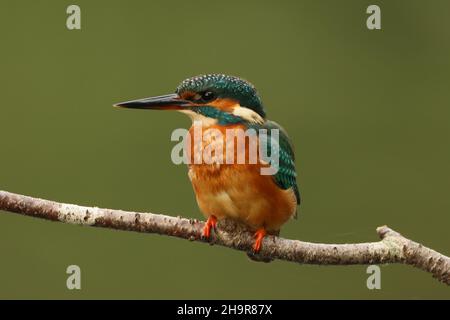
[186,123,297,232]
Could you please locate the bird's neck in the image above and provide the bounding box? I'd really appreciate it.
[190,106,245,125]
[181,107,264,128]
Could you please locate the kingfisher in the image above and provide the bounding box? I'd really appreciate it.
[114,74,300,253]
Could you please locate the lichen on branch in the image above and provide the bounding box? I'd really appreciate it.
[0,190,448,285]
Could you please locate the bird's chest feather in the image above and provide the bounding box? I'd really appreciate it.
[186,123,256,191]
[185,123,296,230]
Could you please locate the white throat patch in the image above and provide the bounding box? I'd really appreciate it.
[231,105,264,124]
[178,109,218,126]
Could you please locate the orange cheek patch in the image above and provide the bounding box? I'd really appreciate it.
[179,91,195,100]
[208,98,239,112]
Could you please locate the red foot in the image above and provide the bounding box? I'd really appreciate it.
[202,215,217,239]
[253,228,267,253]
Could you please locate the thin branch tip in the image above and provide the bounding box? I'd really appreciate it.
[376,225,400,239]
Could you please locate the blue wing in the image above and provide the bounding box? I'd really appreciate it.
[250,120,301,208]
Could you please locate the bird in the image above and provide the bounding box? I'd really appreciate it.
[114,74,300,254]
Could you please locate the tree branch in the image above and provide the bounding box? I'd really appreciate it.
[0,190,448,285]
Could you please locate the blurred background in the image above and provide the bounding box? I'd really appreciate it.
[0,0,449,299]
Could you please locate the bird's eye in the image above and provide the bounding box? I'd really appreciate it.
[200,91,215,102]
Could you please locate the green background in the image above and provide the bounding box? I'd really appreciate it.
[0,0,449,299]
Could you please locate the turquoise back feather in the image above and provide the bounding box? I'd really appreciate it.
[250,120,301,208]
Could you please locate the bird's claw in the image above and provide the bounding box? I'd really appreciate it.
[202,215,217,239]
[252,228,267,253]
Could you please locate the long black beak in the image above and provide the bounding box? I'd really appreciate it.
[114,93,191,110]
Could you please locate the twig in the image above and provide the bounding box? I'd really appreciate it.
[0,190,448,285]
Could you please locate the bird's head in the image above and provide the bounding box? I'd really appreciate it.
[114,74,266,125]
